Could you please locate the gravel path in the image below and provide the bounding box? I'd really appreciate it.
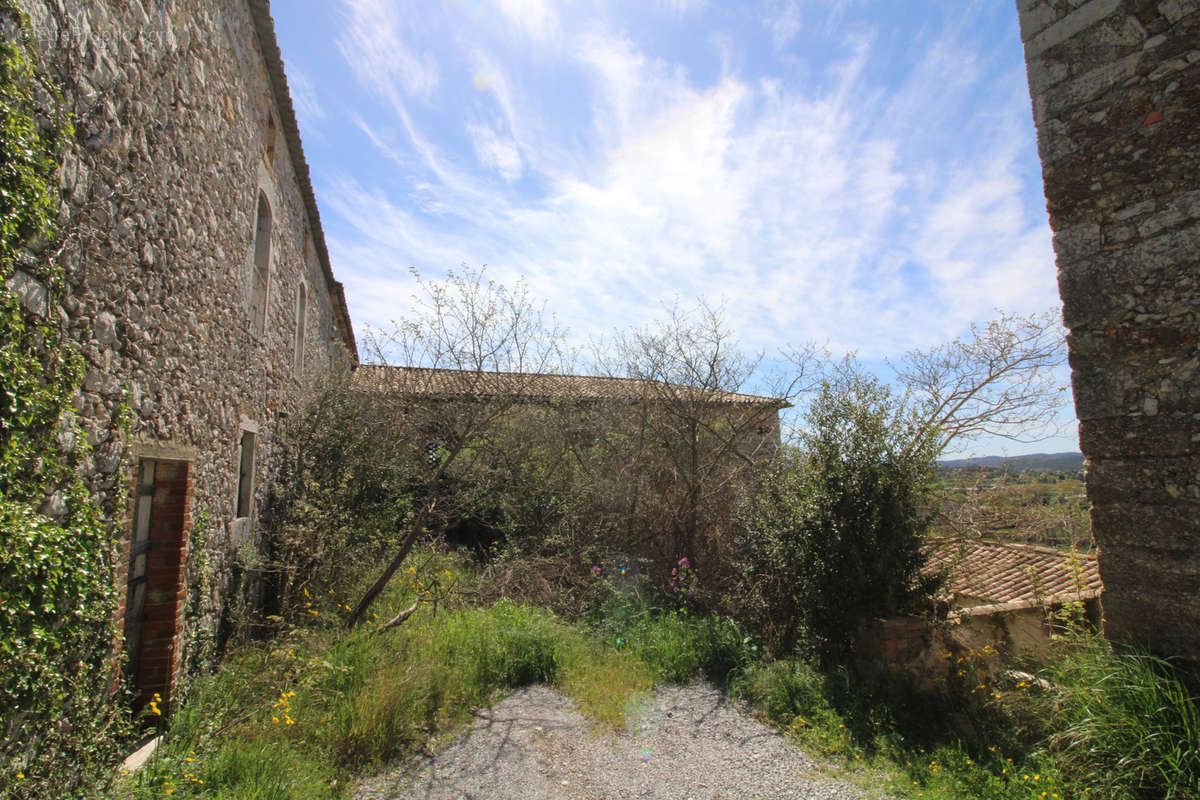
[356,684,870,800]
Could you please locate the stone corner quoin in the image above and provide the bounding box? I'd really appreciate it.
[1015,0,1200,659]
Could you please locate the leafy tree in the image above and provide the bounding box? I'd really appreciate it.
[735,365,941,661]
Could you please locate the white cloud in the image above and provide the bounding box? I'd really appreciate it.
[494,0,560,42]
[338,0,439,104]
[467,122,525,181]
[326,13,1057,365]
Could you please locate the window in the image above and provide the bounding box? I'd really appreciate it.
[264,109,277,168]
[236,430,256,518]
[250,193,271,335]
[294,281,307,374]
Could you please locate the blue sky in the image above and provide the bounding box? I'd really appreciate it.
[273,0,1078,457]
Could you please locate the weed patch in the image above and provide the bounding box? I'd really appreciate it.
[103,558,654,799]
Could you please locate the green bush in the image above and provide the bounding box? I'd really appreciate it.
[622,610,751,685]
[264,376,417,623]
[734,369,940,661]
[583,574,754,684]
[731,659,845,742]
[435,601,566,689]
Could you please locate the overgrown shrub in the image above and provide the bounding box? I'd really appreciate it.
[734,369,940,661]
[618,610,751,684]
[1,5,132,795]
[264,375,417,621]
[731,659,849,754]
[581,572,755,684]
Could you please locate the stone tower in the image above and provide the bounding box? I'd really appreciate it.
[1015,0,1199,657]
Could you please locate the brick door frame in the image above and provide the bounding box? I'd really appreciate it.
[119,454,193,715]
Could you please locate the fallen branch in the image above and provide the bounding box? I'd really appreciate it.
[380,600,420,631]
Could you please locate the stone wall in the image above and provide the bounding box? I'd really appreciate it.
[16,0,357,692]
[1015,0,1200,658]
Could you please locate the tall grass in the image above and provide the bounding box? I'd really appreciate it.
[730,659,850,756]
[620,610,752,684]
[104,572,657,800]
[586,581,755,684]
[730,634,1200,800]
[328,600,585,767]
[1042,637,1200,800]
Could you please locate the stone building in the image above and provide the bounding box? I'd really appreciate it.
[352,365,787,484]
[353,365,786,452]
[1014,0,1200,658]
[15,0,357,710]
[352,365,787,568]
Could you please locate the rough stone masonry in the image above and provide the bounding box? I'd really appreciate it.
[1015,0,1200,658]
[14,0,357,707]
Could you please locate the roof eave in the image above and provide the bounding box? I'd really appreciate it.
[246,0,359,363]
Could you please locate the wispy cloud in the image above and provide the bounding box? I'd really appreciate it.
[338,0,439,105]
[493,0,560,42]
[765,0,801,49]
[284,65,325,124]
[324,0,1056,366]
[466,122,525,181]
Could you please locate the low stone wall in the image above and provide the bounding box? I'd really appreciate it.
[857,598,1101,688]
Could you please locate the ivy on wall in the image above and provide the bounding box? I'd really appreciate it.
[0,3,132,795]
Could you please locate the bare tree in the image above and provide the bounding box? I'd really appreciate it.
[892,310,1068,457]
[592,300,812,591]
[344,266,565,628]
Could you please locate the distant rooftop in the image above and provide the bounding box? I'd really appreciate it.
[353,365,788,407]
[926,537,1102,614]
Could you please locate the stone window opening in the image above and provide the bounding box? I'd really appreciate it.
[264,109,277,168]
[250,192,272,336]
[294,281,307,375]
[236,430,256,519]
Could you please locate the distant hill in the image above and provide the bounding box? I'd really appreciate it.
[938,452,1084,472]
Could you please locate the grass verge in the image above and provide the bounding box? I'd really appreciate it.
[730,635,1200,800]
[103,554,667,799]
[99,555,1200,800]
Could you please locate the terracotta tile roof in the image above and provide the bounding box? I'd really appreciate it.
[352,365,789,406]
[925,537,1102,611]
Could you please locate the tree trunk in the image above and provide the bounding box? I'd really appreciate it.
[345,505,430,627]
